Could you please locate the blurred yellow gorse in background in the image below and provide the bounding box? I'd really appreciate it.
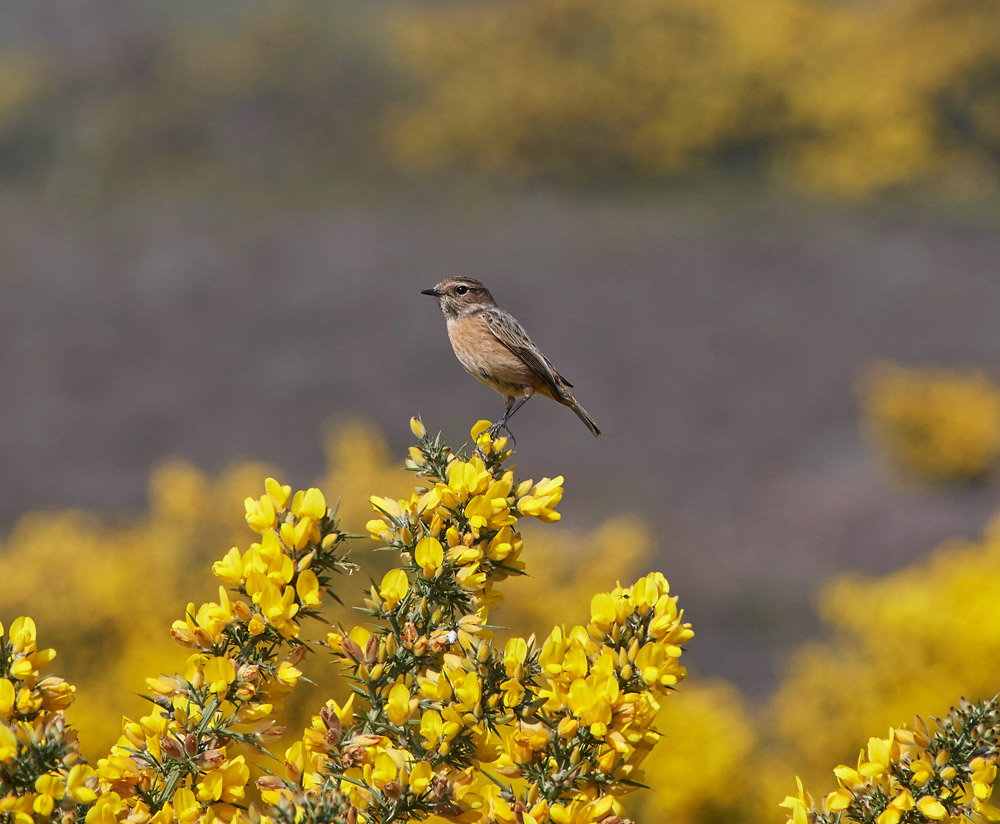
[1,0,999,198]
[858,362,1000,483]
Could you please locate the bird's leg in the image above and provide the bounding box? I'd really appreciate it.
[488,397,516,439]
[488,394,532,446]
[505,394,531,423]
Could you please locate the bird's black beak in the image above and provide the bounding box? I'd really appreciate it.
[420,288,441,297]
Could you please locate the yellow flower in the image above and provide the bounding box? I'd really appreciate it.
[258,583,300,638]
[825,789,851,812]
[504,637,528,678]
[916,795,948,819]
[280,518,316,550]
[296,569,321,606]
[367,518,392,541]
[859,734,891,778]
[452,670,482,711]
[8,616,37,654]
[0,724,18,762]
[910,754,935,786]
[590,593,616,633]
[420,708,461,755]
[410,417,427,439]
[265,477,292,510]
[501,677,525,707]
[85,792,124,824]
[470,420,492,439]
[407,759,433,793]
[420,709,444,751]
[171,787,201,824]
[196,755,250,804]
[244,494,277,532]
[877,809,901,824]
[291,487,327,521]
[387,681,411,725]
[33,772,65,816]
[972,756,998,800]
[66,764,97,804]
[276,659,303,687]
[444,457,491,504]
[212,547,245,586]
[326,694,356,729]
[0,680,14,720]
[415,536,444,577]
[517,476,564,521]
[379,569,410,610]
[779,777,812,824]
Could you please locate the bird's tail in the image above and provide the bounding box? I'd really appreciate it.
[566,397,601,437]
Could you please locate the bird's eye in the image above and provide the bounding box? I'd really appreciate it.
[455,285,469,295]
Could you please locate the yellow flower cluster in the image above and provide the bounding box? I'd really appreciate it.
[858,361,1000,483]
[0,617,93,824]
[0,418,699,824]
[782,698,1000,824]
[0,425,414,760]
[271,419,693,824]
[83,479,354,824]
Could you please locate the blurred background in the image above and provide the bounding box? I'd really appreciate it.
[4,0,1000,820]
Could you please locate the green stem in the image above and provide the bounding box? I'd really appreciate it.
[156,695,221,808]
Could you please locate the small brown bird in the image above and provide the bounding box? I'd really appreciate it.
[421,277,601,437]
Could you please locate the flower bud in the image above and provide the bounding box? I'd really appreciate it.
[197,749,226,770]
[162,735,184,760]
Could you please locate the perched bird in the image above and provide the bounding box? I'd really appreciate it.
[421,277,601,438]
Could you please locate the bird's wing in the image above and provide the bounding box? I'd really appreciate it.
[481,308,570,395]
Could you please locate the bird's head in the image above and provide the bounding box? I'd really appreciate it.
[421,277,497,320]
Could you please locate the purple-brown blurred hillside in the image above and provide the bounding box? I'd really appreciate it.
[3,0,1000,695]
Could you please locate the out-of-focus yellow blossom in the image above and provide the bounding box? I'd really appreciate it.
[386,0,1000,198]
[858,361,1000,483]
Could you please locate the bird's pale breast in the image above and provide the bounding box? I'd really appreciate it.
[447,315,538,396]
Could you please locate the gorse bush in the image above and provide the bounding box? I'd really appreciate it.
[0,419,694,824]
[857,362,1000,484]
[1,0,999,197]
[381,0,1000,196]
[5,414,1000,824]
[0,423,669,765]
[772,509,1000,792]
[782,697,1000,824]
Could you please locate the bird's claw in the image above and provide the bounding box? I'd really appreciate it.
[486,419,516,450]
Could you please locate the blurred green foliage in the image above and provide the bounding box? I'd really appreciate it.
[2,0,999,199]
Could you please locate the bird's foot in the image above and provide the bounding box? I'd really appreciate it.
[486,419,516,450]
